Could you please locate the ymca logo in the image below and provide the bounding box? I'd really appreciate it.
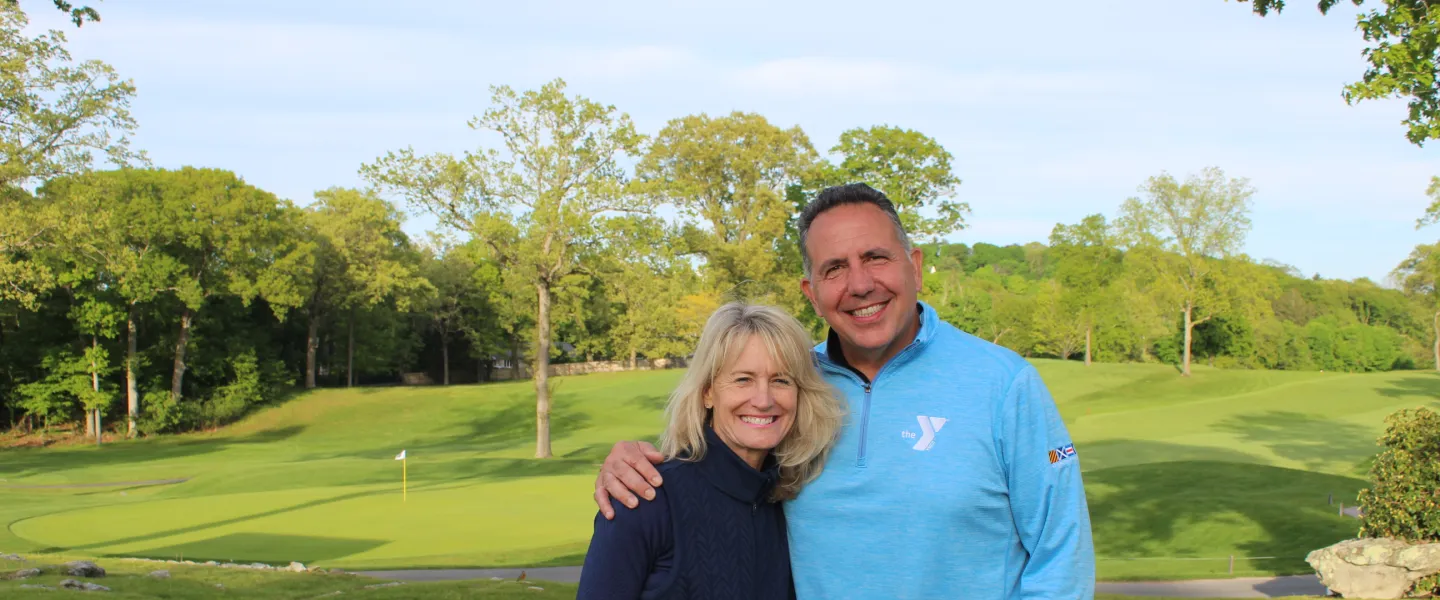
[906,415,947,451]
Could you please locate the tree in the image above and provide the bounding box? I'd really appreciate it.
[37,170,194,437]
[363,78,648,459]
[1240,0,1440,146]
[596,216,695,367]
[1030,279,1085,360]
[0,4,139,310]
[636,111,817,297]
[1049,214,1123,365]
[297,188,429,389]
[147,168,307,404]
[828,125,967,242]
[1117,167,1256,376]
[1,1,100,26]
[1393,242,1440,371]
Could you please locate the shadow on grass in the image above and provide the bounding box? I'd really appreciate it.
[626,392,669,413]
[1087,459,1365,569]
[0,425,307,480]
[1374,374,1440,400]
[1210,411,1376,472]
[1077,439,1264,472]
[131,532,388,564]
[51,478,462,553]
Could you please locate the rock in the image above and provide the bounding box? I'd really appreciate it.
[362,582,404,589]
[215,583,224,589]
[490,577,503,581]
[328,568,345,574]
[249,562,271,570]
[1,553,25,561]
[63,560,106,578]
[19,583,54,591]
[1307,538,1440,599]
[288,561,307,573]
[60,578,110,591]
[527,586,545,591]
[8,567,41,579]
[148,570,170,579]
[204,560,218,566]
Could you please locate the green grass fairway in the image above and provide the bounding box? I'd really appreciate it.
[2,362,1437,583]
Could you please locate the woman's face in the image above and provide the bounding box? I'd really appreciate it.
[706,335,798,469]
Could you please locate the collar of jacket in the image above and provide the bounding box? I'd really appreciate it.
[689,424,782,504]
[815,301,938,382]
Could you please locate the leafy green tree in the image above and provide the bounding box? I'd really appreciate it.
[1049,214,1123,365]
[296,188,430,388]
[0,4,137,187]
[596,215,696,367]
[363,78,648,459]
[1241,0,1440,146]
[1,1,99,26]
[144,168,307,404]
[0,4,140,310]
[827,125,967,242]
[1393,241,1440,370]
[1030,279,1085,360]
[37,169,194,437]
[637,111,817,297]
[1117,167,1256,376]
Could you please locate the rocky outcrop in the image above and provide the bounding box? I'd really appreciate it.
[1306,538,1440,598]
[63,560,106,578]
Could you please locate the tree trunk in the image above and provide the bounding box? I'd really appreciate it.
[1432,310,1439,372]
[510,334,521,379]
[305,311,319,389]
[629,348,637,371]
[91,336,101,446]
[171,307,194,401]
[126,303,139,438]
[535,281,553,459]
[1085,327,1092,366]
[347,313,355,388]
[1182,304,1194,377]
[441,331,451,386]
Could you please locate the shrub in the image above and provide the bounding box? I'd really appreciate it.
[1357,407,1440,543]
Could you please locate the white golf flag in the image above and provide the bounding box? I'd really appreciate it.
[395,450,406,460]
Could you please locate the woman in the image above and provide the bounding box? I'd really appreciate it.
[576,302,847,599]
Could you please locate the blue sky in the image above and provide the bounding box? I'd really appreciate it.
[26,0,1439,283]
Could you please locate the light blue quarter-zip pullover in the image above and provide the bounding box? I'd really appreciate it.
[785,301,1095,599]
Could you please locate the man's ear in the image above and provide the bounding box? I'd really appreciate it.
[800,275,824,316]
[909,246,925,291]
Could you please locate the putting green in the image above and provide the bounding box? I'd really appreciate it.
[1,363,1436,579]
[11,476,597,568]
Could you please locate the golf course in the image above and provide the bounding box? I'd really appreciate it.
[1,360,1435,587]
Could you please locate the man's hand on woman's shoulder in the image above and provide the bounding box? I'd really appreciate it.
[594,440,667,519]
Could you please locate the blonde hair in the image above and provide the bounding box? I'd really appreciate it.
[658,302,847,501]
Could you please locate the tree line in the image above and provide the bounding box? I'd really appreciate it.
[4,2,1440,458]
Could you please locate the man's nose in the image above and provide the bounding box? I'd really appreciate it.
[845,262,876,296]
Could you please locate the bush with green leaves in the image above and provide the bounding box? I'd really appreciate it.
[1357,407,1440,543]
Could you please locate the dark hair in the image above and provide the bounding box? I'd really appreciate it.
[797,183,912,276]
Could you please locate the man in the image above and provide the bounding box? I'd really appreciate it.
[595,183,1095,599]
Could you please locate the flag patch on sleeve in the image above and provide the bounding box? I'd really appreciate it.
[1048,443,1076,465]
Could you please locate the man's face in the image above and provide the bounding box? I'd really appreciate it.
[800,203,924,359]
